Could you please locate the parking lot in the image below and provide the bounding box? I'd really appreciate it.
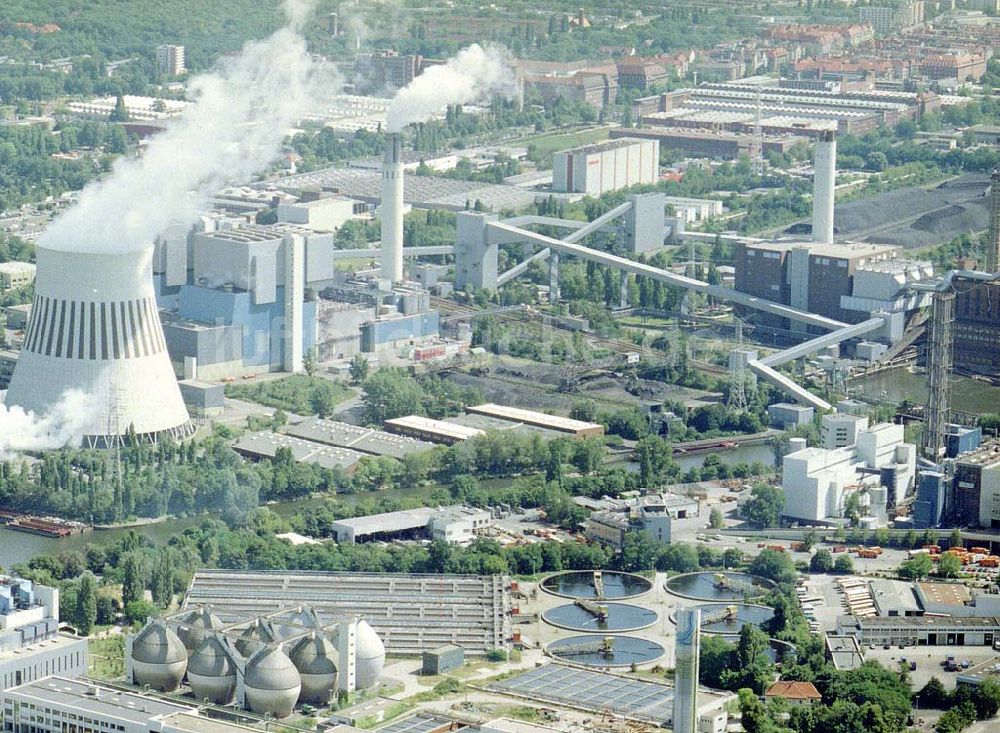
[865,645,1000,691]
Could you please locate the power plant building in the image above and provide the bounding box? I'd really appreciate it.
[552,138,659,196]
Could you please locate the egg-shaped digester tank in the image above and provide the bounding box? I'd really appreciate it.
[243,645,302,718]
[236,619,276,658]
[354,620,385,690]
[130,620,188,692]
[177,607,223,654]
[289,632,338,704]
[187,635,237,705]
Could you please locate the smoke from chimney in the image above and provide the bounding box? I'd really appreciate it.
[40,0,338,255]
[385,44,516,132]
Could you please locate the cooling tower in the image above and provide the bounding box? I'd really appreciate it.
[812,131,836,245]
[5,244,193,445]
[380,132,404,284]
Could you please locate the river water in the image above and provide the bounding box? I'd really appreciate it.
[849,370,1000,416]
[0,444,776,569]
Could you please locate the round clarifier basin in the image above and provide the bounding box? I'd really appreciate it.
[681,603,776,635]
[541,570,652,600]
[542,602,658,633]
[547,635,665,668]
[664,572,775,602]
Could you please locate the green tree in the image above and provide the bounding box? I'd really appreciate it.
[302,347,318,377]
[810,549,834,573]
[743,484,784,528]
[123,599,158,626]
[151,553,174,608]
[709,506,725,529]
[74,572,97,635]
[899,553,933,580]
[749,548,797,584]
[109,93,130,122]
[938,553,962,578]
[349,354,369,384]
[120,553,143,608]
[950,528,963,550]
[972,677,1000,720]
[917,676,950,709]
[833,554,854,574]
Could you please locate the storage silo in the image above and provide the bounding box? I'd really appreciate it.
[354,619,385,689]
[187,635,238,705]
[289,631,338,704]
[5,244,193,445]
[130,620,188,692]
[243,645,302,718]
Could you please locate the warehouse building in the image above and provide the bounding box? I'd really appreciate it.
[383,416,485,444]
[869,579,922,617]
[328,505,492,545]
[551,138,659,197]
[285,417,435,459]
[465,404,604,437]
[233,431,364,472]
[185,570,513,656]
[837,615,1000,646]
[610,126,804,160]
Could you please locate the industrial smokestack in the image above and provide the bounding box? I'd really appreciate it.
[380,132,404,284]
[812,130,836,245]
[987,166,1000,274]
[283,234,305,372]
[5,245,193,446]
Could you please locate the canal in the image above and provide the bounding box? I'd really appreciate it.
[849,370,1000,416]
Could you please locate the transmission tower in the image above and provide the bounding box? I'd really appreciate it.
[727,319,755,413]
[922,289,954,461]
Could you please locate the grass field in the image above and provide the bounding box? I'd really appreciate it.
[516,126,612,167]
[88,636,124,680]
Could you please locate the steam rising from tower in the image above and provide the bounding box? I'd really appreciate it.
[3,0,331,448]
[380,134,405,284]
[379,43,515,284]
[812,131,836,245]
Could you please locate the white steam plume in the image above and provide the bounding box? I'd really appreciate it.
[41,0,338,254]
[386,44,515,132]
[0,390,97,459]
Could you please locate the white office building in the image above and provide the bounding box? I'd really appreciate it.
[156,45,186,77]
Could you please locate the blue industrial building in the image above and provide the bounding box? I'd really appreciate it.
[913,471,946,529]
[947,424,983,459]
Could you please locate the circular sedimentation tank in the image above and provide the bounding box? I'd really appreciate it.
[547,635,664,667]
[130,621,188,692]
[542,602,658,633]
[664,572,775,602]
[687,603,776,635]
[187,635,237,705]
[541,570,652,600]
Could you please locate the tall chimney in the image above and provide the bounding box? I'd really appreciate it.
[812,130,836,245]
[380,133,404,284]
[987,166,1000,274]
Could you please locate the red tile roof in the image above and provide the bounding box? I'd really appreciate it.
[765,681,822,700]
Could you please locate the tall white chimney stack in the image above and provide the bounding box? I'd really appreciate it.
[380,132,404,284]
[812,130,836,245]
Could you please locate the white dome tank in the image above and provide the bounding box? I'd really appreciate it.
[5,244,193,445]
[177,608,223,654]
[354,620,385,690]
[187,636,237,705]
[289,632,338,705]
[243,645,302,718]
[236,620,276,658]
[131,621,188,692]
